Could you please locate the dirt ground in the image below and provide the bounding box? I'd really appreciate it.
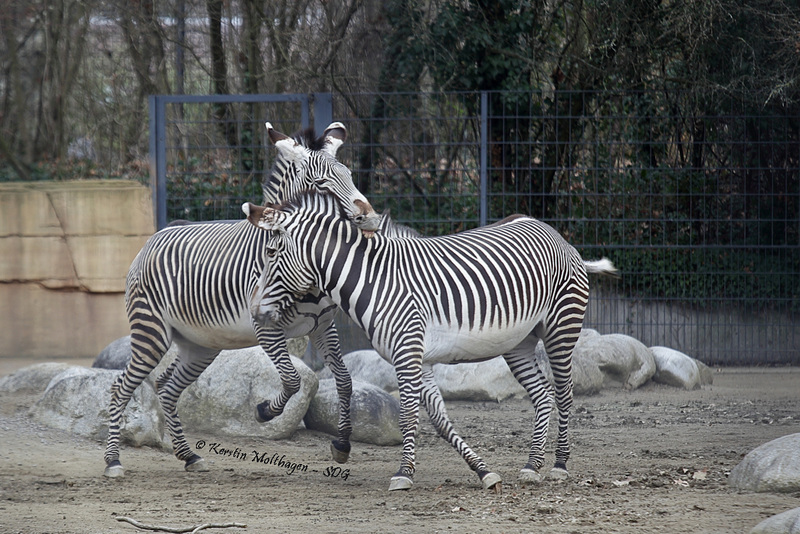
[0,365,798,534]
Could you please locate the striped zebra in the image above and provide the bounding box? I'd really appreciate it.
[103,123,380,478]
[243,191,618,491]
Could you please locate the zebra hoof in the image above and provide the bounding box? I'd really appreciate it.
[184,456,208,472]
[388,476,413,491]
[480,472,503,492]
[330,441,351,464]
[548,466,570,480]
[104,461,124,478]
[255,403,275,423]
[518,468,544,485]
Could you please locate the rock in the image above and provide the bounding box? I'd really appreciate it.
[515,340,603,397]
[553,331,605,395]
[433,358,527,402]
[94,335,310,371]
[93,336,131,369]
[318,349,398,392]
[578,328,602,344]
[322,337,604,402]
[304,379,402,445]
[571,351,605,396]
[751,507,800,534]
[176,347,318,440]
[303,311,373,369]
[650,346,704,390]
[574,333,656,389]
[729,433,800,493]
[29,346,319,448]
[93,340,318,438]
[0,362,73,395]
[696,359,714,385]
[29,367,168,449]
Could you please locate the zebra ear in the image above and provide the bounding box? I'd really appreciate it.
[322,122,347,157]
[266,122,306,163]
[242,202,283,232]
[265,122,290,145]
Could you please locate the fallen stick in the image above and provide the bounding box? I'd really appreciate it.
[116,516,246,533]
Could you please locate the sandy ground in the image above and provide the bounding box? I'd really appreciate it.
[0,365,798,534]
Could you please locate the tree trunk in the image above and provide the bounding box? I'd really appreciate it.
[207,0,237,148]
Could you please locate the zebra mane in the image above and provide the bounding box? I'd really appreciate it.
[275,190,419,239]
[276,190,349,220]
[292,127,328,152]
[379,210,421,238]
[262,127,330,205]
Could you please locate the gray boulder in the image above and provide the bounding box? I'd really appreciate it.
[95,335,310,371]
[323,339,604,402]
[751,508,800,534]
[650,346,708,390]
[304,379,402,445]
[93,340,316,439]
[31,346,318,447]
[29,367,168,449]
[93,336,132,369]
[176,347,318,440]
[574,332,656,389]
[317,349,398,392]
[537,333,605,395]
[504,340,604,397]
[730,433,800,493]
[433,358,527,402]
[571,351,605,396]
[0,362,73,395]
[696,359,714,386]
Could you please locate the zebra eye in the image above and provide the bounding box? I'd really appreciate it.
[266,246,278,258]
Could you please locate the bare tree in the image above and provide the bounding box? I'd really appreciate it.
[0,0,93,178]
[2,0,798,182]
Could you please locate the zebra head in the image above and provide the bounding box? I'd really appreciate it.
[242,193,349,324]
[262,122,380,236]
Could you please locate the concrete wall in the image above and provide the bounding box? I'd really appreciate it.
[584,287,799,365]
[0,180,154,359]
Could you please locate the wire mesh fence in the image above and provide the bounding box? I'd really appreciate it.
[152,94,317,225]
[152,90,799,365]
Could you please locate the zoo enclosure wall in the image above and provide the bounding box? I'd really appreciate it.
[148,90,800,366]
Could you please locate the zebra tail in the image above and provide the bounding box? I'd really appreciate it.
[583,257,620,278]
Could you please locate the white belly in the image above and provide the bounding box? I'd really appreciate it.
[167,297,337,351]
[170,313,258,350]
[421,317,540,365]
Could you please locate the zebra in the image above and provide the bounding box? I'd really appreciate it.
[103,122,380,478]
[242,191,618,491]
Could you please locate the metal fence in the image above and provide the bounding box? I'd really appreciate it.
[149,91,800,365]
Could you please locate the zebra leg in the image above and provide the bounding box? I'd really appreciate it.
[389,332,426,491]
[104,327,171,477]
[504,347,555,484]
[155,359,179,392]
[420,370,502,491]
[309,324,353,464]
[542,329,577,480]
[156,341,219,472]
[252,323,302,422]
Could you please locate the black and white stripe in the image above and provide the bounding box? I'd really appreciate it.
[244,191,617,491]
[103,123,377,477]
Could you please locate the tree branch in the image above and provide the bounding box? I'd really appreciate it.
[115,516,246,534]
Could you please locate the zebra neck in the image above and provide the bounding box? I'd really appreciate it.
[315,219,371,309]
[261,183,283,205]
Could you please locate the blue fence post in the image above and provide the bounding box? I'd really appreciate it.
[313,93,333,133]
[148,95,168,230]
[479,91,488,227]
[301,99,310,130]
